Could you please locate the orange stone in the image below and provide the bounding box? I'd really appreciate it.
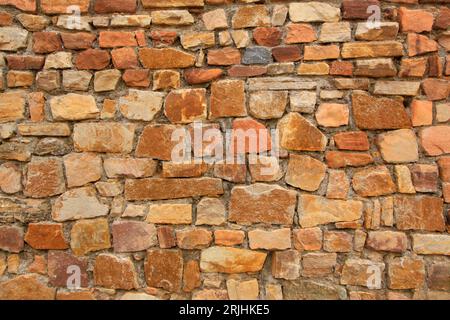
[210,80,246,119]
[323,231,353,253]
[231,118,271,154]
[24,157,65,198]
[293,228,323,251]
[366,231,408,253]
[0,274,55,300]
[24,223,68,250]
[184,68,223,85]
[399,7,434,33]
[285,154,326,191]
[420,126,450,156]
[278,113,327,151]
[99,31,137,48]
[408,33,438,57]
[352,166,396,197]
[176,228,212,249]
[388,257,425,290]
[94,254,138,290]
[165,88,207,123]
[183,260,201,292]
[214,230,245,246]
[422,79,450,101]
[139,48,195,69]
[208,47,241,66]
[145,249,183,292]
[285,23,317,44]
[326,151,374,169]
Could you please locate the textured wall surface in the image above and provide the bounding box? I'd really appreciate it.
[0,0,449,301]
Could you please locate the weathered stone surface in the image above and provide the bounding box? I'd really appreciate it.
[63,153,102,188]
[294,228,323,252]
[366,231,408,253]
[74,123,135,154]
[0,226,23,253]
[145,249,183,292]
[0,92,25,123]
[165,89,207,123]
[325,151,373,169]
[214,230,245,247]
[119,90,164,121]
[283,280,345,300]
[208,47,241,66]
[272,250,300,280]
[25,223,68,250]
[420,126,450,156]
[278,113,327,151]
[229,184,297,225]
[0,27,28,51]
[94,254,138,290]
[112,221,157,253]
[289,2,340,22]
[342,41,404,59]
[142,0,204,8]
[0,274,55,300]
[227,278,259,300]
[200,246,267,273]
[407,33,438,57]
[413,234,450,256]
[232,5,270,29]
[24,157,65,198]
[352,166,396,197]
[70,218,111,256]
[286,155,326,191]
[394,196,445,232]
[411,164,439,193]
[0,162,21,194]
[126,178,223,201]
[48,251,88,287]
[249,91,287,119]
[302,252,336,277]
[355,22,399,41]
[298,195,363,228]
[139,48,195,69]
[196,198,226,226]
[377,129,418,163]
[316,103,349,127]
[185,68,223,85]
[176,228,212,249]
[388,257,425,290]
[210,80,246,119]
[352,92,411,130]
[428,263,450,291]
[50,94,98,121]
[341,259,385,289]
[183,260,201,293]
[249,228,291,250]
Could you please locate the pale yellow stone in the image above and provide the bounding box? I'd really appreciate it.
[50,94,99,121]
[227,279,259,300]
[147,204,192,224]
[395,165,416,194]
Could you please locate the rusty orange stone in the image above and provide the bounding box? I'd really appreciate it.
[145,249,183,292]
[25,223,68,250]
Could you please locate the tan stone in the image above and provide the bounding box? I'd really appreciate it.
[413,234,450,256]
[249,91,287,119]
[0,162,21,194]
[200,246,267,273]
[289,2,340,22]
[0,274,55,300]
[63,153,102,188]
[249,228,291,250]
[50,94,99,121]
[232,5,270,29]
[104,158,157,178]
[0,92,25,123]
[74,123,135,154]
[285,155,326,191]
[70,218,111,256]
[342,41,404,59]
[298,195,363,228]
[151,10,194,26]
[226,279,259,300]
[377,129,418,163]
[326,170,350,199]
[341,259,385,289]
[316,103,349,127]
[395,165,415,194]
[394,196,445,232]
[203,9,228,30]
[302,252,336,277]
[366,231,408,253]
[293,228,322,251]
[119,90,164,121]
[147,204,192,225]
[181,32,215,50]
[196,198,226,226]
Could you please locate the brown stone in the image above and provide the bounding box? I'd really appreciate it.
[253,27,282,47]
[47,251,88,287]
[125,178,223,201]
[388,257,425,290]
[70,218,111,256]
[184,68,223,85]
[24,157,65,198]
[352,92,411,130]
[123,69,150,88]
[61,32,96,50]
[232,5,270,29]
[210,80,246,119]
[0,226,24,253]
[229,184,297,225]
[24,223,67,250]
[33,32,62,54]
[326,151,374,169]
[272,250,300,280]
[422,79,450,101]
[408,33,438,57]
[342,41,404,59]
[249,91,287,119]
[145,249,183,292]
[0,92,26,123]
[323,231,353,253]
[157,226,176,249]
[293,228,322,251]
[176,228,212,249]
[272,46,302,62]
[94,254,138,290]
[0,274,55,300]
[342,0,380,19]
[278,113,327,152]
[165,89,207,123]
[341,259,385,289]
[366,231,408,253]
[352,166,396,197]
[162,162,209,178]
[76,49,110,70]
[214,230,245,246]
[6,55,44,70]
[94,0,136,13]
[428,263,450,291]
[139,48,195,69]
[410,164,439,193]
[399,57,427,78]
[208,47,241,66]
[394,195,445,232]
[112,221,157,253]
[183,260,201,292]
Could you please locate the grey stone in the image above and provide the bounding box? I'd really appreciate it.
[242,47,273,65]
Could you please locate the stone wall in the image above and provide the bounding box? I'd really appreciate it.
[0,0,449,300]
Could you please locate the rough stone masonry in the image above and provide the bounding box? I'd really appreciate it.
[0,0,449,301]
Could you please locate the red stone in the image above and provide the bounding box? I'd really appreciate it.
[253,27,282,47]
[326,151,374,169]
[75,49,111,70]
[111,47,139,69]
[184,68,223,84]
[228,65,267,77]
[48,251,88,287]
[33,32,62,54]
[61,32,96,50]
[342,0,380,19]
[6,55,44,70]
[422,79,450,101]
[94,0,137,13]
[99,31,137,48]
[231,118,271,154]
[334,132,370,151]
[122,69,150,88]
[272,46,302,62]
[330,61,353,76]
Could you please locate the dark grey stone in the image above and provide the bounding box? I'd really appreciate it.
[242,47,273,65]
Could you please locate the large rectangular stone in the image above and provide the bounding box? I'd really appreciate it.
[125,178,223,200]
[413,234,450,256]
[141,0,204,7]
[374,81,421,96]
[342,41,404,59]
